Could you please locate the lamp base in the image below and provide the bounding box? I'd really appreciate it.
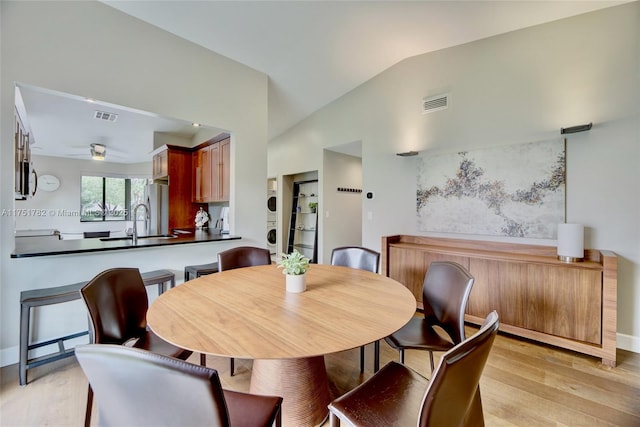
[557,255,584,263]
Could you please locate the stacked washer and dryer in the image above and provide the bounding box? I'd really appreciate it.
[267,184,277,255]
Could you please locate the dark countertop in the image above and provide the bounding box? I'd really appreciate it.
[11,229,241,258]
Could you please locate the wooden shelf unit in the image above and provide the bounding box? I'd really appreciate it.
[381,235,617,366]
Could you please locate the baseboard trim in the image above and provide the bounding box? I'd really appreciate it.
[1,345,18,368]
[617,333,640,354]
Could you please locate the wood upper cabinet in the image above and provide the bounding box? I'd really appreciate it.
[193,145,212,203]
[152,149,168,180]
[213,137,230,202]
[192,137,230,203]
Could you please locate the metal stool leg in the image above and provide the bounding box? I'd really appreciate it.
[374,340,380,372]
[19,303,30,386]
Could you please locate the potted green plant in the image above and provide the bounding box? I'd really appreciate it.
[277,249,311,293]
[308,202,318,213]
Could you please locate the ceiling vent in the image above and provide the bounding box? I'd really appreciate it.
[421,94,449,114]
[94,110,118,122]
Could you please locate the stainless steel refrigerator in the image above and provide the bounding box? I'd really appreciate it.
[143,183,169,235]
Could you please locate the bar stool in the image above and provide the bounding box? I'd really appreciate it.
[19,281,88,386]
[183,262,219,282]
[140,269,176,295]
[18,269,176,385]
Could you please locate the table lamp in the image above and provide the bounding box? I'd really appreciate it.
[557,223,584,262]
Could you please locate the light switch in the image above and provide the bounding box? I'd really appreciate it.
[367,212,373,220]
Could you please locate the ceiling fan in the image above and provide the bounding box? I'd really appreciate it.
[90,143,106,160]
[65,143,129,161]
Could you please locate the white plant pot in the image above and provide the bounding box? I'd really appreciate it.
[286,273,307,293]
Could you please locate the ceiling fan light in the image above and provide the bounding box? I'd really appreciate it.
[90,143,106,160]
[91,150,105,160]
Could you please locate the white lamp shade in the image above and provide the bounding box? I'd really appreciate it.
[557,223,584,261]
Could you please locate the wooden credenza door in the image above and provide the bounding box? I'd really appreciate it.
[468,258,602,344]
[387,246,467,308]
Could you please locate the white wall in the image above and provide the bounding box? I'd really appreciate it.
[14,155,150,236]
[268,3,640,351]
[1,1,268,365]
[322,150,363,262]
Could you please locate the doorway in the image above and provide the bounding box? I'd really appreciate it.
[322,141,363,263]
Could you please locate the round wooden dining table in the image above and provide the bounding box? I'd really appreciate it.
[147,263,416,427]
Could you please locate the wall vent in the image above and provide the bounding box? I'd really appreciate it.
[94,110,118,122]
[421,94,449,114]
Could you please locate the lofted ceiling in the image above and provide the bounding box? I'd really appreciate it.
[103,0,626,139]
[20,1,627,163]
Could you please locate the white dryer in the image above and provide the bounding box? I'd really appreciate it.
[267,190,277,254]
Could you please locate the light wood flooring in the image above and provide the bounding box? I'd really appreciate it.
[2,326,639,426]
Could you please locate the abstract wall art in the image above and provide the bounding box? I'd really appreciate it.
[417,139,565,238]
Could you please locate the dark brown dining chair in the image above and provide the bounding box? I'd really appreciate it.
[384,261,475,373]
[207,246,272,374]
[217,245,272,271]
[328,310,499,427]
[80,268,193,427]
[330,246,380,372]
[76,344,282,427]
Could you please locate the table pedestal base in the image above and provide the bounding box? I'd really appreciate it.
[250,356,330,427]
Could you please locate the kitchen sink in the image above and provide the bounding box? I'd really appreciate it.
[100,234,179,242]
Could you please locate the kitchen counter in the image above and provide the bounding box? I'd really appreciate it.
[11,229,241,258]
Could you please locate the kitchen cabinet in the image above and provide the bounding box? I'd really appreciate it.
[381,235,618,366]
[215,137,230,202]
[152,145,201,229]
[192,137,230,203]
[152,149,168,180]
[193,145,212,202]
[287,180,318,263]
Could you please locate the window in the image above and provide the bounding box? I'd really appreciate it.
[80,176,147,222]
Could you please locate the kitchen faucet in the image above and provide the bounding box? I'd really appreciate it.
[132,203,149,245]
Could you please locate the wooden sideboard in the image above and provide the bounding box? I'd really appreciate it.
[381,235,617,366]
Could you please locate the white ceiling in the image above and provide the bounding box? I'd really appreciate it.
[18,83,206,163]
[20,1,626,163]
[103,0,626,139]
